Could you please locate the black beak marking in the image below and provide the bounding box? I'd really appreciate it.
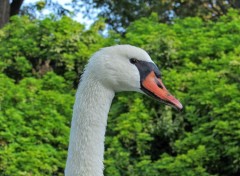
[134,60,161,82]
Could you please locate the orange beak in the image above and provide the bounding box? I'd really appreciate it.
[141,71,183,111]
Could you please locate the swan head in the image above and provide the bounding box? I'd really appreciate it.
[84,45,183,111]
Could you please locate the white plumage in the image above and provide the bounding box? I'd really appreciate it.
[65,45,182,176]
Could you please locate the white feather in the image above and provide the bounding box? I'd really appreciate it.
[65,45,154,176]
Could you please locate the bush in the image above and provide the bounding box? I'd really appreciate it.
[0,10,239,175]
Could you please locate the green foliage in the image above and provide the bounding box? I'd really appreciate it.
[0,15,111,86]
[1,10,240,176]
[0,15,115,175]
[0,73,73,175]
[106,10,240,176]
[79,0,240,32]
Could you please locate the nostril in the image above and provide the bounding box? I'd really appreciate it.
[155,78,163,89]
[157,82,163,89]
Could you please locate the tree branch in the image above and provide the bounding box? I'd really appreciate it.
[10,0,24,16]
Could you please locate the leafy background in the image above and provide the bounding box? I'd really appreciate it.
[0,2,240,176]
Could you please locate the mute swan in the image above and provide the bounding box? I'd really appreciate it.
[65,45,183,176]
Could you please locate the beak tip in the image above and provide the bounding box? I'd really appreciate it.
[176,103,183,112]
[178,106,183,112]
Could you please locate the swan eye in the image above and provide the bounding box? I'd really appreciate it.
[130,58,138,64]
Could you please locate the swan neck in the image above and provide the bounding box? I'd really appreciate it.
[65,76,114,176]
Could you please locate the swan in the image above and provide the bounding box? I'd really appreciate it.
[65,45,183,176]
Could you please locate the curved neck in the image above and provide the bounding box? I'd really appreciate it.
[65,75,114,176]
